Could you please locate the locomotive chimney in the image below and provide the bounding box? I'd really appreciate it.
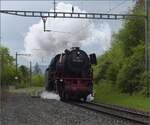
[71,47,80,50]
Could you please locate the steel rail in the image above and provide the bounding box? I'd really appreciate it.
[88,102,149,118]
[70,102,150,125]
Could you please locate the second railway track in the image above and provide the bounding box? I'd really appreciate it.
[70,101,150,125]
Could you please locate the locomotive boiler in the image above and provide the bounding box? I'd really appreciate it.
[45,47,97,101]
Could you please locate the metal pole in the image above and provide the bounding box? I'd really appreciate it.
[54,0,56,18]
[0,36,1,48]
[147,0,149,71]
[145,0,150,99]
[0,54,3,88]
[54,0,56,13]
[145,0,150,100]
[145,0,147,70]
[29,61,32,86]
[42,17,47,32]
[0,36,2,89]
[0,50,1,89]
[44,20,46,32]
[15,52,18,74]
[145,0,149,71]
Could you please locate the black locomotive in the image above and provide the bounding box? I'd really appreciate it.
[45,47,97,101]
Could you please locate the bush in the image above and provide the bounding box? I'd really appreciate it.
[31,74,44,87]
[116,57,143,95]
[139,71,150,96]
[105,64,118,84]
[16,81,28,89]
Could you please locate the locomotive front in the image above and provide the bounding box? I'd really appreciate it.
[45,47,97,101]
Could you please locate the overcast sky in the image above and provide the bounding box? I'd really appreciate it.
[0,0,136,65]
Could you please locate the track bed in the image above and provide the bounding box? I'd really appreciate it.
[0,92,146,125]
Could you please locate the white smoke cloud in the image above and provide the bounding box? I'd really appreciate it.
[40,91,93,102]
[40,91,60,100]
[24,2,112,63]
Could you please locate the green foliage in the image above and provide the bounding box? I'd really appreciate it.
[32,63,44,87]
[19,65,29,83]
[0,47,15,64]
[0,46,44,89]
[31,74,44,87]
[116,44,145,95]
[16,81,28,89]
[94,83,150,112]
[0,47,16,86]
[9,87,44,94]
[16,65,44,88]
[139,71,150,96]
[94,1,149,96]
[2,65,16,85]
[19,65,29,76]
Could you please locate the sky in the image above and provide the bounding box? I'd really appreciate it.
[0,0,136,65]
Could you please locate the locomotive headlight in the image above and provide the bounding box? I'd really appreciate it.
[77,51,80,56]
[60,79,63,82]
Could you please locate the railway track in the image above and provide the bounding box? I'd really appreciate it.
[31,91,150,124]
[70,102,150,125]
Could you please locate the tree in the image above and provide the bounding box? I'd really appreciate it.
[94,1,148,96]
[33,62,41,75]
[0,46,16,87]
[19,65,29,84]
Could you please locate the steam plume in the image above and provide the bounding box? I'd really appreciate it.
[24,2,111,63]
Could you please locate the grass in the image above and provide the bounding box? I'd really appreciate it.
[7,86,44,94]
[94,83,150,112]
[1,83,149,112]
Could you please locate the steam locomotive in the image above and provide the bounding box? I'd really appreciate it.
[45,47,97,101]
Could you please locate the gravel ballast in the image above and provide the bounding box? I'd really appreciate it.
[0,93,144,125]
